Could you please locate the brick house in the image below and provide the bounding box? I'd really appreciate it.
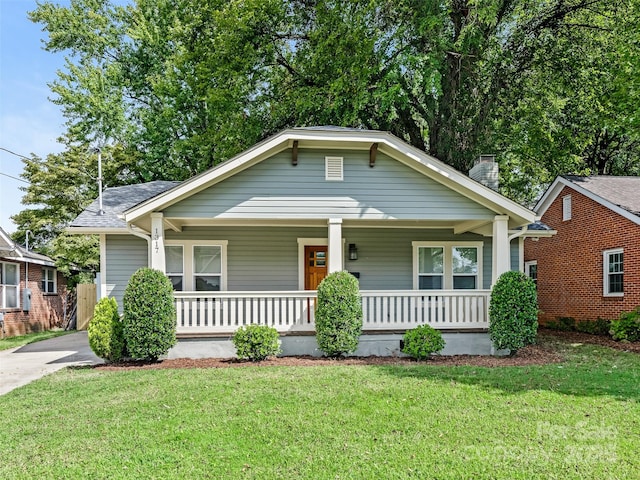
[0,227,68,337]
[525,176,640,323]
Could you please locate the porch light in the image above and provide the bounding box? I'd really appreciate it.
[349,243,358,261]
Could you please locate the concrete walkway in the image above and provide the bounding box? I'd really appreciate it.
[0,331,103,396]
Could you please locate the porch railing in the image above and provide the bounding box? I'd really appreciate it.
[173,290,490,334]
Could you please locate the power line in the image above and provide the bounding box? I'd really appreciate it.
[0,171,29,183]
[0,147,33,160]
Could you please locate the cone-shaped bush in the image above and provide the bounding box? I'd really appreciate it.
[88,297,125,362]
[123,268,176,360]
[315,271,363,357]
[489,270,538,354]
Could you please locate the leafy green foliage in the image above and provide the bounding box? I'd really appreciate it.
[610,307,640,342]
[315,271,363,357]
[232,324,281,361]
[545,316,577,332]
[87,297,125,362]
[575,318,611,336]
[401,325,445,360]
[489,271,538,354]
[122,268,176,360]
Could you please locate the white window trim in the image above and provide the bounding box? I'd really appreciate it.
[165,245,185,291]
[562,195,572,221]
[412,241,484,290]
[42,267,57,294]
[603,248,623,297]
[524,260,537,284]
[165,240,228,291]
[1,261,20,309]
[325,156,344,181]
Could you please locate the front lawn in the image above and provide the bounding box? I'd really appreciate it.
[0,329,72,351]
[0,338,638,479]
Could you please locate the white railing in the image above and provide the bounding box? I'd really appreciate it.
[173,290,490,334]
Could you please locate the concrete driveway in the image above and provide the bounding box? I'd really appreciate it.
[0,331,103,396]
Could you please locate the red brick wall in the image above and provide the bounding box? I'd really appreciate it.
[1,262,68,337]
[525,186,640,322]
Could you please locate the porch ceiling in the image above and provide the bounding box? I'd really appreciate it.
[147,216,493,233]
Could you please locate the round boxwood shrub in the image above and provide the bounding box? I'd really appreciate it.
[610,307,640,342]
[401,325,445,360]
[88,297,125,362]
[232,324,281,361]
[122,267,176,361]
[489,270,538,354]
[315,271,363,357]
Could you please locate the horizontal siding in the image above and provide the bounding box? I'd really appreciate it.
[163,150,493,221]
[167,226,491,291]
[105,235,148,308]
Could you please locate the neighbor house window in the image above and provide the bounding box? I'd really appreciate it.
[525,261,538,286]
[562,195,572,221]
[603,248,623,296]
[164,241,227,291]
[413,242,483,290]
[0,262,19,309]
[41,268,57,293]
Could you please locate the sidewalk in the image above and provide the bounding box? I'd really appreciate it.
[0,331,103,396]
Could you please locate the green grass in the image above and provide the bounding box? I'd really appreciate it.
[0,329,72,351]
[0,337,638,479]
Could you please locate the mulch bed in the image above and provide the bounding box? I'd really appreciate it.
[94,328,640,371]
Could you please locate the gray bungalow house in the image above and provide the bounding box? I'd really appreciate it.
[70,127,543,357]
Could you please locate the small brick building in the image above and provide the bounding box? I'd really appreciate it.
[0,228,68,337]
[525,176,640,323]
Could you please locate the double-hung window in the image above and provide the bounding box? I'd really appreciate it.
[41,268,57,294]
[414,242,483,290]
[603,248,623,296]
[165,241,227,291]
[0,262,19,309]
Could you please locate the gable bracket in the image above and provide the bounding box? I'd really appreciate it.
[369,143,378,167]
[292,140,299,166]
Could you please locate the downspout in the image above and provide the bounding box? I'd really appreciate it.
[127,224,152,266]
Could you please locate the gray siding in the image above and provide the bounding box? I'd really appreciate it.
[167,226,492,291]
[105,235,148,307]
[163,150,494,221]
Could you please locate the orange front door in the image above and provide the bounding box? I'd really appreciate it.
[304,246,328,290]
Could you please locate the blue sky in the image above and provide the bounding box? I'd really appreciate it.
[0,0,69,234]
[0,0,130,235]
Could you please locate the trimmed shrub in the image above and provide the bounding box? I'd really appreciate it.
[576,318,611,336]
[315,271,363,357]
[401,325,445,360]
[232,324,281,361]
[122,268,176,360]
[489,271,538,354]
[88,297,125,362]
[610,307,640,342]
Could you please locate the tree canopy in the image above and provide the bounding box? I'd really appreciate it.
[13,0,640,270]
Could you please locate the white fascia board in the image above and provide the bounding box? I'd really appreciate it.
[378,139,538,226]
[536,177,640,226]
[66,227,130,235]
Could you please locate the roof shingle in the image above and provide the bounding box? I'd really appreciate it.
[564,175,640,216]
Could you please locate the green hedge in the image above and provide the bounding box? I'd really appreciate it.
[232,325,281,361]
[122,268,176,361]
[401,325,445,360]
[88,297,125,362]
[315,271,363,357]
[489,271,538,354]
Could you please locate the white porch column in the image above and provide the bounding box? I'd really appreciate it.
[150,213,166,272]
[327,218,343,273]
[492,215,510,285]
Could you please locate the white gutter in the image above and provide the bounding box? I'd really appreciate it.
[127,224,152,266]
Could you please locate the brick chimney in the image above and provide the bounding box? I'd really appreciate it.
[469,154,498,190]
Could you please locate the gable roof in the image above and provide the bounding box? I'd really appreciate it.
[121,127,537,228]
[69,181,180,232]
[535,175,640,226]
[0,227,56,267]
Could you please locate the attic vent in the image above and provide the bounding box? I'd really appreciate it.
[325,156,344,181]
